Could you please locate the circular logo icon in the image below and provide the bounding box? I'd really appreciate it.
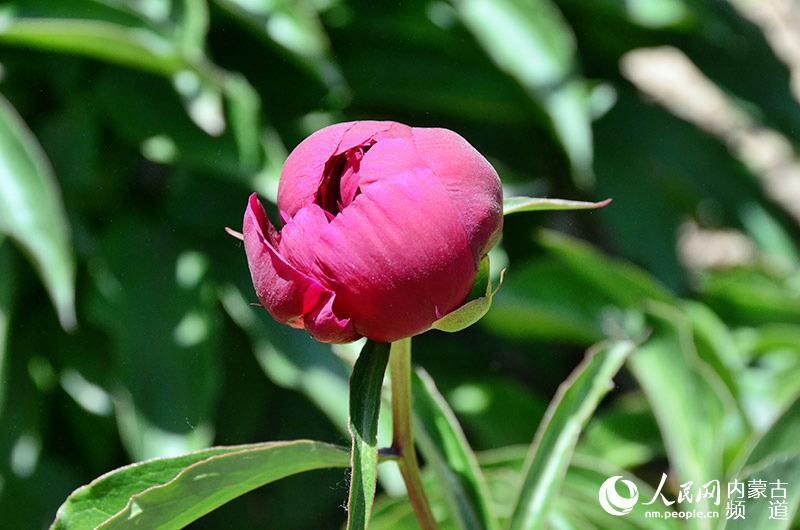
[598,475,639,516]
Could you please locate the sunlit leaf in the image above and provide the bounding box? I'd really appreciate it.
[503,196,611,216]
[0,1,265,151]
[453,0,594,185]
[507,339,634,530]
[0,0,186,73]
[578,393,664,469]
[0,93,75,329]
[629,302,743,529]
[218,283,405,495]
[50,440,350,530]
[723,398,800,530]
[483,257,606,345]
[412,368,499,530]
[537,229,675,307]
[699,268,800,327]
[446,377,546,448]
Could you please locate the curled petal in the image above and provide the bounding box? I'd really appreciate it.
[277,121,410,221]
[304,292,359,343]
[243,194,356,342]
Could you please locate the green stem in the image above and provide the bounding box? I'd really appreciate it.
[390,338,439,530]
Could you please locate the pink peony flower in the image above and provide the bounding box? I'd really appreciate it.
[243,121,502,343]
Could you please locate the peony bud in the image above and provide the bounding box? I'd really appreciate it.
[243,121,502,343]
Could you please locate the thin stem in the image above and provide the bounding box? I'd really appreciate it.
[390,338,438,530]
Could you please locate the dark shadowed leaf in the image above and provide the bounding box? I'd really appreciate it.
[0,240,13,416]
[213,0,345,89]
[347,340,391,530]
[86,219,222,460]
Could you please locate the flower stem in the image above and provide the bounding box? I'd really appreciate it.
[390,338,438,530]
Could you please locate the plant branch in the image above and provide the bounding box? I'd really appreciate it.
[390,338,438,530]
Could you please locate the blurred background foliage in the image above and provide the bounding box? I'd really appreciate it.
[1,0,800,528]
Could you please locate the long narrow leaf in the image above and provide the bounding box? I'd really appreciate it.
[50,440,350,530]
[503,197,611,216]
[412,368,499,530]
[723,398,800,530]
[0,94,75,329]
[453,0,593,185]
[507,339,634,530]
[628,303,738,530]
[347,341,391,530]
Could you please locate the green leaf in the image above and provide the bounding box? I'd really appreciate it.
[506,339,634,530]
[218,284,405,495]
[213,0,345,89]
[0,93,75,329]
[723,398,800,530]
[681,301,752,458]
[431,256,504,333]
[536,230,675,307]
[50,440,350,530]
[347,340,391,530]
[578,393,664,469]
[503,197,611,216]
[446,377,547,448]
[482,257,607,345]
[743,398,800,469]
[628,302,740,529]
[412,368,499,530]
[699,268,800,327]
[0,2,265,150]
[453,0,594,184]
[86,219,222,460]
[0,12,182,75]
[0,239,14,416]
[554,454,683,530]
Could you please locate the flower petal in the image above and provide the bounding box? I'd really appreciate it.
[243,194,326,326]
[277,121,410,221]
[410,127,503,258]
[306,166,477,342]
[277,203,332,278]
[303,292,359,343]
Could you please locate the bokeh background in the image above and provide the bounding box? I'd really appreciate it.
[1,0,800,528]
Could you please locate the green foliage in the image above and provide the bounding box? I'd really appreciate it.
[431,255,503,333]
[412,368,498,530]
[0,94,75,328]
[506,340,634,530]
[1,0,800,528]
[50,440,350,529]
[346,341,391,530]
